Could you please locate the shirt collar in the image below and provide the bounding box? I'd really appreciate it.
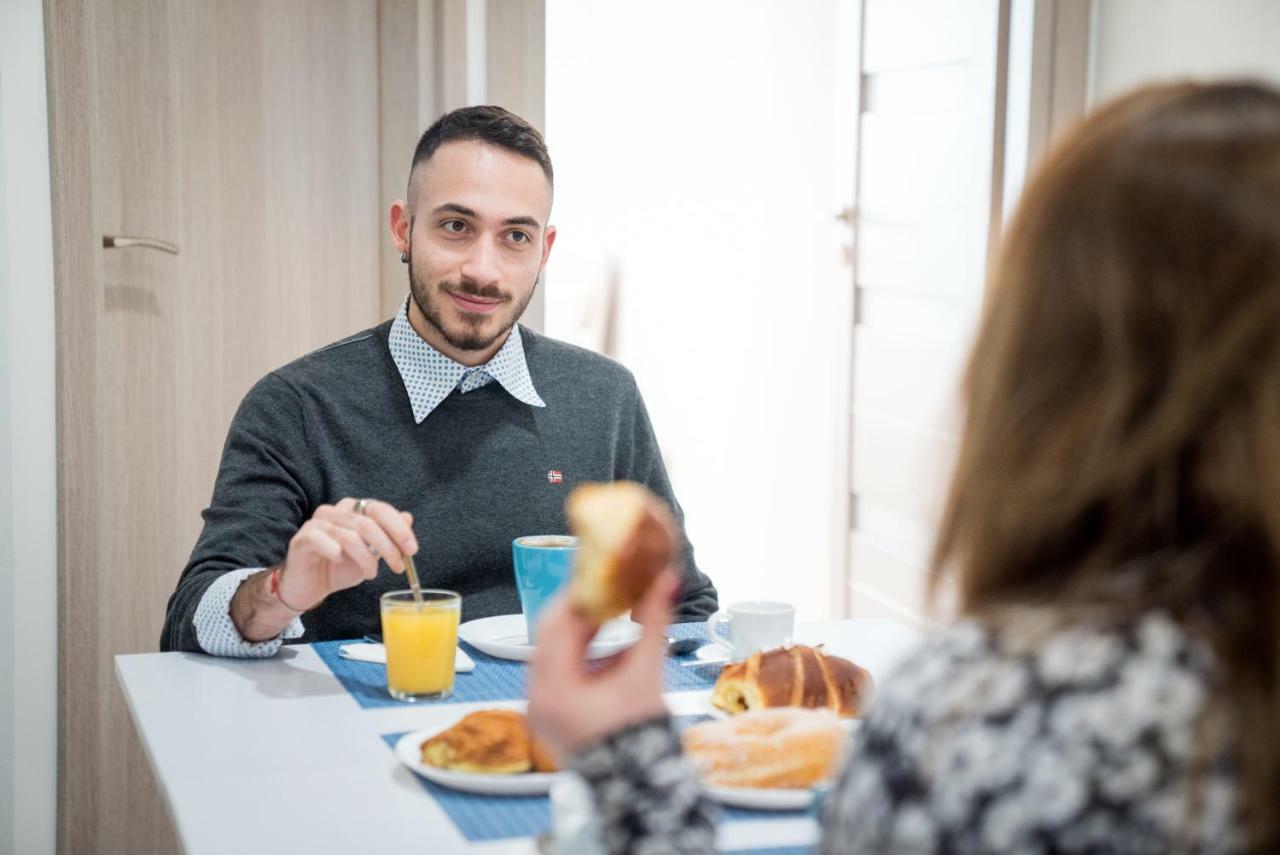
[388,298,545,424]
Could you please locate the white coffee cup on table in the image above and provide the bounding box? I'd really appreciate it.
[704,600,795,659]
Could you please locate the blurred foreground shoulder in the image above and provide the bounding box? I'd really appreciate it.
[822,612,1242,853]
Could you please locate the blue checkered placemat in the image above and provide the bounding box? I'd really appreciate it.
[383,719,813,848]
[318,621,719,709]
[383,732,549,841]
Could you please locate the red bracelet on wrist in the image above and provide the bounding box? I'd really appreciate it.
[269,566,306,613]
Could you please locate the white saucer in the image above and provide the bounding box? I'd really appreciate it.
[695,642,732,663]
[457,614,642,662]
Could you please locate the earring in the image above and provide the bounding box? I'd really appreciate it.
[400,251,409,264]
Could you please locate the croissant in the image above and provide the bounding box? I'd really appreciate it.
[711,644,873,718]
[421,710,560,774]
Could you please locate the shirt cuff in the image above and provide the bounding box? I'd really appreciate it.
[192,567,305,658]
[570,716,716,855]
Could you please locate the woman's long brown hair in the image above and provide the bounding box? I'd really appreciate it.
[932,81,1280,848]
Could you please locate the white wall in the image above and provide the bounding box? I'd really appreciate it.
[0,0,59,853]
[544,0,849,620]
[1091,0,1280,101]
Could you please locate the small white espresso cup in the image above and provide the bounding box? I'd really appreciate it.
[704,600,795,659]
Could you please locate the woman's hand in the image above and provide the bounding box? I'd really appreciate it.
[528,569,679,755]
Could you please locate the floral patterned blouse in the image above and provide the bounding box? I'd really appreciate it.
[569,611,1243,854]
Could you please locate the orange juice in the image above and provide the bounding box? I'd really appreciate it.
[380,590,461,701]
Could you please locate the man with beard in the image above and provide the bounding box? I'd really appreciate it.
[160,107,718,656]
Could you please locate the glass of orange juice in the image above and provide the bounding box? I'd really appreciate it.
[379,589,461,702]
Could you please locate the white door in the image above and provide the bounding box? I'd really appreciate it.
[846,0,1007,627]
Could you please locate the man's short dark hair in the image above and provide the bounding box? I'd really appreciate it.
[408,105,553,203]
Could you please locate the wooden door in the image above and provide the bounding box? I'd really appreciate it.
[45,2,381,851]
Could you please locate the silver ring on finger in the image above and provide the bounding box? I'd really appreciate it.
[354,498,369,515]
[366,541,379,556]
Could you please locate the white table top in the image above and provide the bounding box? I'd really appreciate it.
[116,619,924,855]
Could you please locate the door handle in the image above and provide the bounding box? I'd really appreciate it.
[102,235,179,255]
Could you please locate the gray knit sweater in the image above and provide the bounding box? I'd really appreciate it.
[160,322,717,652]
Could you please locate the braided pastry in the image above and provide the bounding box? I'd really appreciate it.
[711,644,872,718]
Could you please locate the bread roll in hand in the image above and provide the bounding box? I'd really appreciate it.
[565,481,675,623]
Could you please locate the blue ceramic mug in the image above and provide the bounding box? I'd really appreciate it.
[512,535,579,642]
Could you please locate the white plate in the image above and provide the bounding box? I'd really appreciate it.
[703,783,814,811]
[394,727,566,795]
[457,614,641,662]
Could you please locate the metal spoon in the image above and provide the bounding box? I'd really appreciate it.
[666,637,701,657]
[403,552,424,604]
